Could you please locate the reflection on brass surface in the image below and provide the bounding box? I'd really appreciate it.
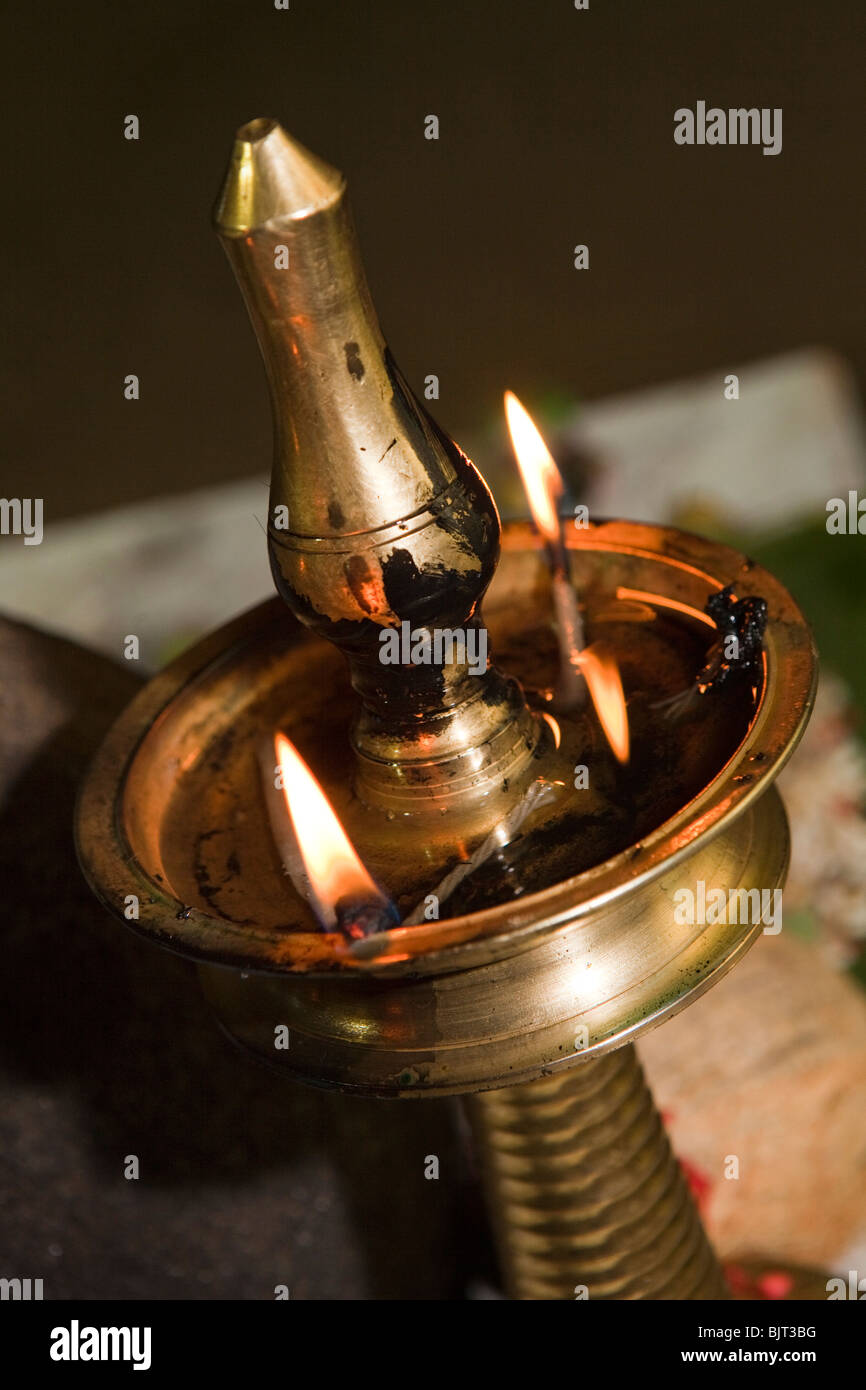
[76,519,809,1093]
[196,785,789,1095]
[77,521,814,992]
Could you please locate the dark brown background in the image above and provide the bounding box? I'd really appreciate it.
[5,0,864,520]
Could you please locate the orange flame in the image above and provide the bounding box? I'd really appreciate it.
[504,390,564,544]
[504,393,628,761]
[578,646,630,764]
[274,732,384,926]
[541,712,562,748]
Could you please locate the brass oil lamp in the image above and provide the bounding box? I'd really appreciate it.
[76,118,817,1300]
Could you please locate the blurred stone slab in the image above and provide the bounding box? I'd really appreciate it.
[1,350,862,666]
[0,481,273,671]
[571,348,866,528]
[639,930,866,1274]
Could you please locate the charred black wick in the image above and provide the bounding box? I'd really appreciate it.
[699,585,768,693]
[334,895,400,942]
[656,584,768,720]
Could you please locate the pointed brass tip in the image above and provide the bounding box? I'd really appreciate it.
[213,117,345,236]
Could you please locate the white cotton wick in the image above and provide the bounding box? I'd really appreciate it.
[402,778,560,926]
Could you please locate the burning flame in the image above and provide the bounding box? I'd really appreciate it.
[578,646,630,764]
[274,732,383,927]
[504,391,630,764]
[541,712,562,749]
[504,390,564,543]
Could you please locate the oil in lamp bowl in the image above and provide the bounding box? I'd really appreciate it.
[76,517,815,1097]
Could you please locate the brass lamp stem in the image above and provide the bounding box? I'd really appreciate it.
[214,117,541,828]
[469,1045,729,1300]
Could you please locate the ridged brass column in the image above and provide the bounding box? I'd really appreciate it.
[470,1045,729,1300]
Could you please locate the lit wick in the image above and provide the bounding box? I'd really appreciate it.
[505,391,630,763]
[504,391,585,709]
[262,733,398,940]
